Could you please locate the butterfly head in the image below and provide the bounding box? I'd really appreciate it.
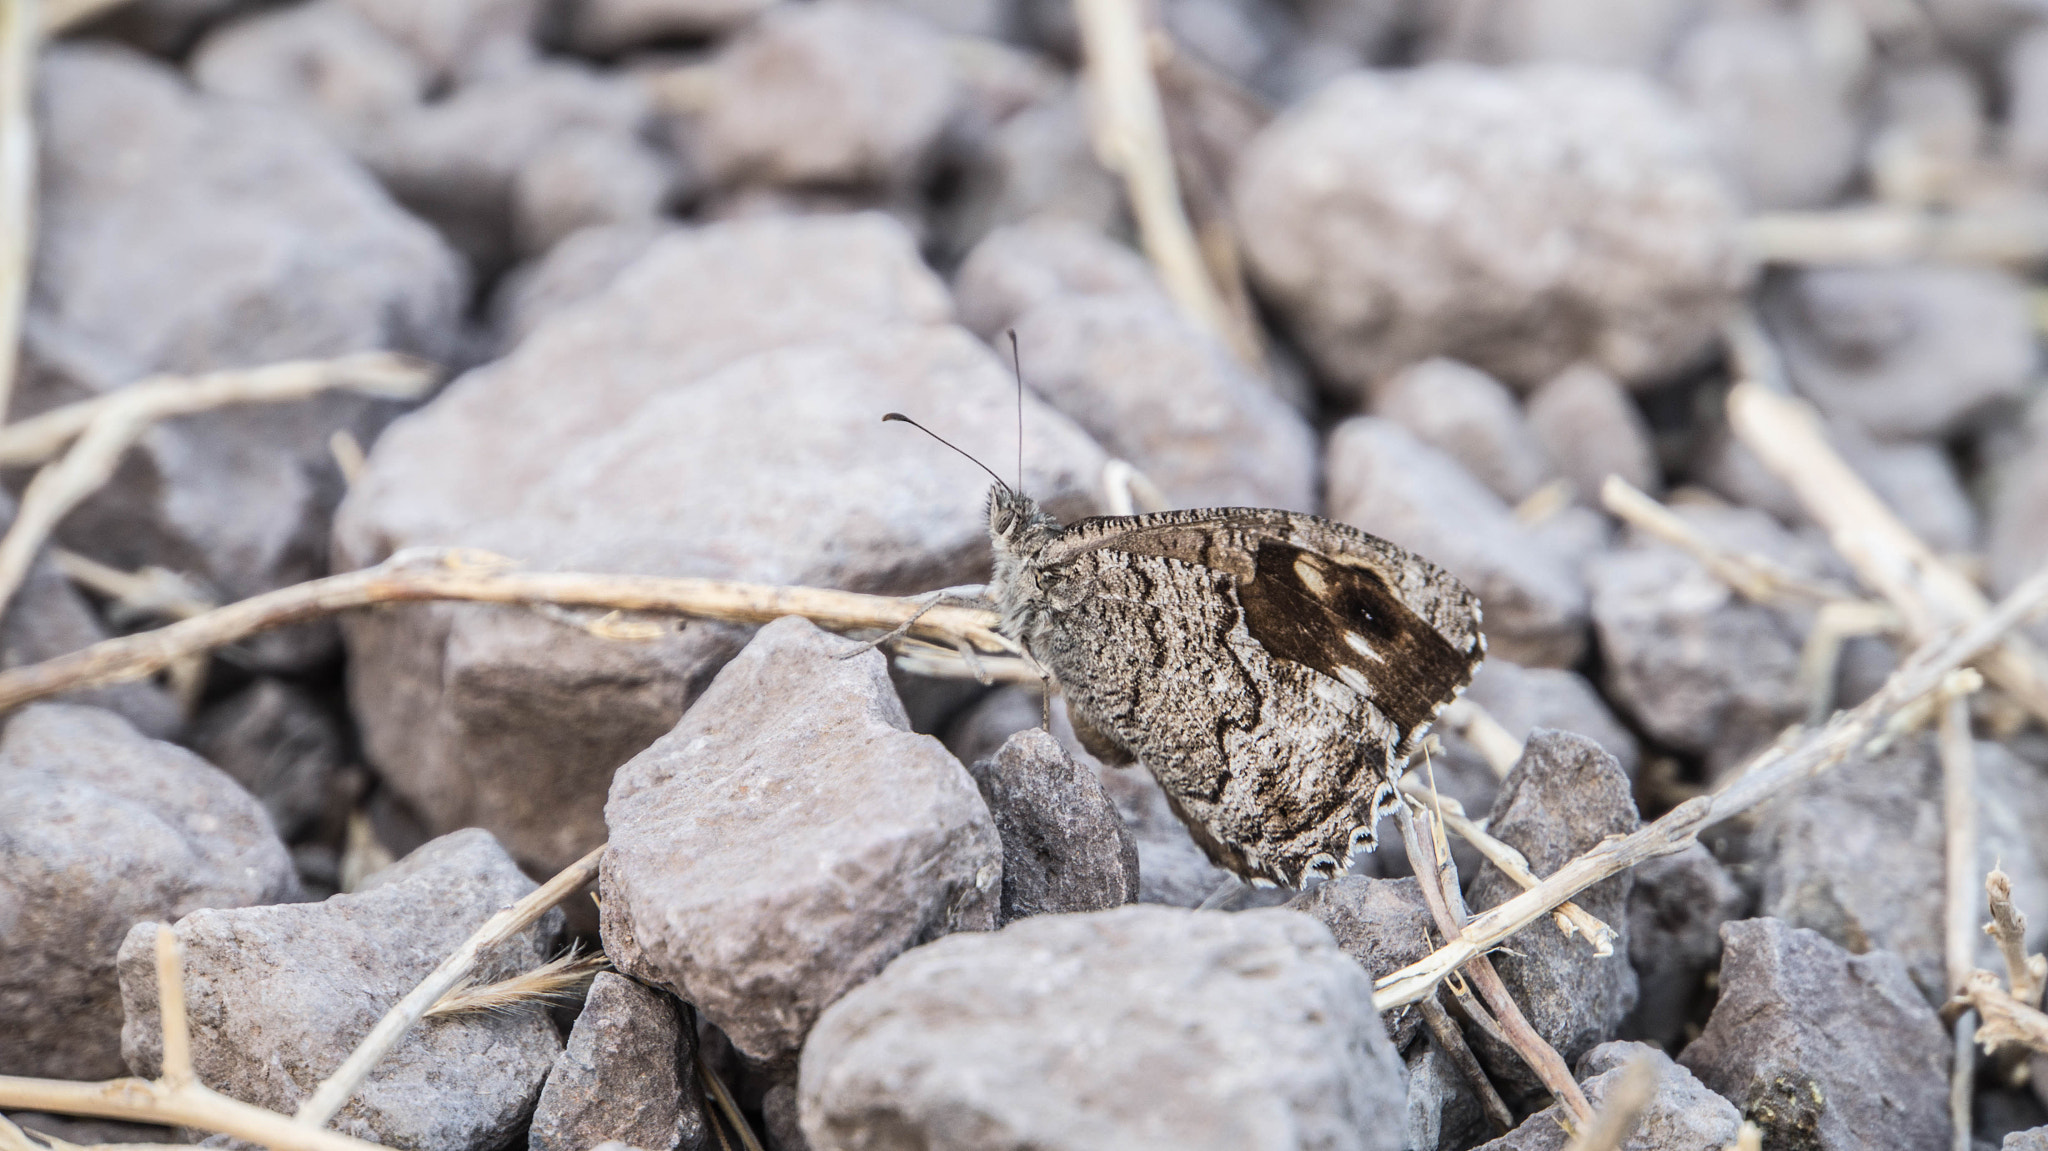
[986,483,1062,645]
[987,483,1061,557]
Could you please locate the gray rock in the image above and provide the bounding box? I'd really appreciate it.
[0,704,297,1080]
[1289,876,1434,1050]
[339,0,539,84]
[185,679,347,843]
[1233,64,1745,399]
[191,0,428,150]
[511,125,676,258]
[1620,843,1746,1050]
[1404,1040,1493,1151]
[490,220,679,354]
[1762,264,2035,441]
[70,0,260,55]
[1832,424,1980,555]
[941,684,1046,770]
[28,44,464,669]
[118,829,559,1149]
[1867,62,1986,206]
[951,220,1156,343]
[1586,508,1810,777]
[599,617,1001,1072]
[1525,364,1660,502]
[1416,0,1695,71]
[761,1083,808,1151]
[1465,731,1640,1093]
[2007,27,2048,188]
[1665,9,1863,210]
[1474,1041,1741,1150]
[697,2,959,196]
[935,85,1126,265]
[2010,1127,2048,1151]
[1678,918,1951,1150]
[1326,417,1587,668]
[968,730,1139,923]
[530,973,709,1151]
[1753,733,2048,1002]
[565,0,775,54]
[1991,405,2048,595]
[798,905,1408,1151]
[1010,292,1318,509]
[1374,359,1555,505]
[336,215,1104,874]
[1461,659,1641,778]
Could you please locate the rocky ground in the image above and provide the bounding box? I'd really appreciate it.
[7,0,2048,1149]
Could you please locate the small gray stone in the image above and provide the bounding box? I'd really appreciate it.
[1620,843,1747,1050]
[530,973,709,1151]
[1374,359,1555,505]
[1831,424,1980,555]
[798,905,1408,1151]
[1678,919,1950,1150]
[2009,1127,2048,1151]
[1474,1041,1741,1150]
[339,0,539,84]
[1462,659,1641,778]
[941,685,1045,771]
[1289,876,1434,1050]
[1991,405,2048,596]
[1465,731,1640,1093]
[1525,364,1660,502]
[1233,64,1745,398]
[490,220,679,354]
[0,704,297,1080]
[951,220,1155,342]
[511,125,676,257]
[1327,417,1587,668]
[191,1,428,150]
[935,86,1126,264]
[1009,291,1318,509]
[969,730,1139,923]
[1405,1040,1492,1151]
[1762,264,2035,441]
[185,679,347,843]
[761,1083,808,1151]
[118,830,561,1150]
[600,617,1001,1072]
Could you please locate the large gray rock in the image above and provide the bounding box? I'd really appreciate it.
[336,215,1106,874]
[799,905,1409,1151]
[1474,1041,1741,1151]
[530,973,710,1151]
[1620,843,1747,1050]
[1290,875,1434,1050]
[1233,64,1745,399]
[968,730,1139,924]
[1373,359,1554,505]
[489,220,680,354]
[28,45,465,669]
[118,830,560,1150]
[1327,417,1587,667]
[0,704,297,1080]
[1679,919,1950,1150]
[1464,731,1639,1095]
[599,617,1002,1073]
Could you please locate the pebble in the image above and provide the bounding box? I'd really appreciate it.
[936,85,1126,263]
[529,973,710,1151]
[968,730,1140,924]
[118,829,561,1150]
[1288,875,1435,1050]
[1326,416,1588,668]
[1678,918,1951,1150]
[1233,63,1745,399]
[1620,843,1748,1050]
[190,1,428,150]
[1524,364,1661,502]
[1373,359,1555,506]
[1473,1041,1741,1150]
[0,704,298,1080]
[798,905,1408,1151]
[599,617,1002,1072]
[951,220,1157,343]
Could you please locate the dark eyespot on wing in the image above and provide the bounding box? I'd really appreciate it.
[1238,538,1478,746]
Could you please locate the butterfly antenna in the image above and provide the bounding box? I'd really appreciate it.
[1007,329,1024,495]
[882,413,1013,495]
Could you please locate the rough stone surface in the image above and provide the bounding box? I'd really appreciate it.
[1474,1041,1742,1150]
[190,0,427,150]
[336,215,1105,874]
[952,220,1156,342]
[185,679,348,843]
[490,220,678,354]
[697,2,958,195]
[1327,417,1587,667]
[118,830,561,1150]
[1465,731,1640,1094]
[1753,733,2048,1001]
[28,44,464,668]
[1289,876,1434,1050]
[936,85,1126,265]
[1762,264,2036,441]
[2011,1128,2048,1151]
[967,730,1139,924]
[0,704,297,1081]
[1403,1040,1490,1151]
[1233,64,1745,399]
[1374,358,1554,505]
[599,618,1002,1072]
[1525,364,1661,502]
[1459,659,1641,778]
[1678,919,1951,1150]
[529,973,710,1151]
[1620,843,1747,1051]
[340,0,539,84]
[1415,0,1694,71]
[1586,506,1812,776]
[798,906,1408,1151]
[1009,291,1318,509]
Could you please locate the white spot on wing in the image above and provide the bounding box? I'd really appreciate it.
[1293,556,1328,596]
[1336,665,1376,699]
[1344,631,1385,663]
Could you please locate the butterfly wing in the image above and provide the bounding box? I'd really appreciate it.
[1023,507,1484,886]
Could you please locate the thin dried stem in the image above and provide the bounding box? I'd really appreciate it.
[1797,599,1905,725]
[1562,1054,1660,1151]
[0,0,34,425]
[695,1050,766,1151]
[1600,476,1856,604]
[1955,968,2048,1055]
[1951,1014,1975,1151]
[1376,561,2048,1010]
[1398,778,1615,956]
[0,552,1018,713]
[52,549,214,623]
[294,844,605,1128]
[1072,0,1241,360]
[1436,698,1524,780]
[152,928,193,1090]
[1416,994,1514,1136]
[1942,694,1980,995]
[1986,869,2046,1009]
[1398,802,1594,1126]
[1745,204,2048,266]
[1729,382,2048,725]
[426,950,606,1018]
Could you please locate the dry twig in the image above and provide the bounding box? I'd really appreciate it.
[1954,968,2048,1056]
[1744,204,2048,266]
[1375,561,2048,1011]
[696,1050,767,1151]
[0,929,397,1151]
[1435,698,1524,779]
[294,844,605,1127]
[1416,995,1514,1136]
[1561,1055,1660,1151]
[426,950,607,1018]
[1599,476,1857,605]
[0,0,36,423]
[1987,869,2047,1009]
[1940,694,1978,1151]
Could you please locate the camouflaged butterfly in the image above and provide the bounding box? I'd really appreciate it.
[984,485,1486,890]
